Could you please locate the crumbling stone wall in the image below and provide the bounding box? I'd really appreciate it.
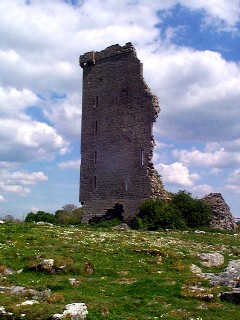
[79,42,168,223]
[202,193,237,230]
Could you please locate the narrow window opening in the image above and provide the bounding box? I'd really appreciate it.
[94,150,97,165]
[140,149,144,166]
[125,177,128,191]
[93,176,97,189]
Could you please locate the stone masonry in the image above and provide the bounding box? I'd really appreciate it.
[202,193,237,230]
[79,42,168,223]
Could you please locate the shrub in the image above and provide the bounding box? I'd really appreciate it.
[25,211,56,224]
[133,190,211,230]
[134,198,186,231]
[171,190,211,228]
[55,207,82,225]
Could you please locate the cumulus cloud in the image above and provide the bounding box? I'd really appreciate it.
[225,169,240,194]
[191,184,215,197]
[58,159,80,169]
[0,118,69,162]
[43,93,82,140]
[180,0,240,30]
[172,146,240,168]
[157,162,200,187]
[0,170,48,197]
[141,45,240,143]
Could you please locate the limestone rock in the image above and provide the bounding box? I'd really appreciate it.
[202,193,237,230]
[112,223,130,230]
[53,303,88,319]
[203,259,240,288]
[197,253,224,267]
[190,264,203,275]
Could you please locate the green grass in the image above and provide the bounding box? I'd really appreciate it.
[0,222,240,319]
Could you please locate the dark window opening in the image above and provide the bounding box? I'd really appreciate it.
[140,149,144,166]
[94,150,97,165]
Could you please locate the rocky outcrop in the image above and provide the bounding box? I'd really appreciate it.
[197,252,224,267]
[202,193,237,230]
[190,258,240,304]
[53,303,88,319]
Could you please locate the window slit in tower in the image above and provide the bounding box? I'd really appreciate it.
[94,150,97,165]
[125,177,128,191]
[140,149,144,166]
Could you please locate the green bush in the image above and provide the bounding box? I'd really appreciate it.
[133,198,186,230]
[55,207,82,225]
[25,211,56,224]
[171,190,211,228]
[133,190,211,230]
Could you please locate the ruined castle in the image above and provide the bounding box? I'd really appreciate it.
[79,42,167,223]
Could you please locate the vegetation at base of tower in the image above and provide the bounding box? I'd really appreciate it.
[55,207,82,225]
[133,190,211,230]
[0,222,240,319]
[89,203,124,226]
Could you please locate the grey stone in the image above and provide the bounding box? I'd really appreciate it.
[53,302,88,319]
[202,193,237,230]
[197,253,224,267]
[190,264,203,275]
[201,259,240,288]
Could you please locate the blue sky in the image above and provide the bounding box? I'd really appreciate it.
[0,0,240,219]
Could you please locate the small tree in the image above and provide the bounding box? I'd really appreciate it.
[25,211,56,224]
[62,204,78,212]
[171,190,211,228]
[135,198,186,230]
[55,207,82,225]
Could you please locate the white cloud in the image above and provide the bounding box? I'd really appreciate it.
[172,147,240,168]
[0,184,31,197]
[0,170,48,197]
[0,118,69,162]
[58,159,80,169]
[157,162,200,187]
[181,0,240,29]
[0,86,39,119]
[141,45,240,142]
[43,93,82,140]
[225,169,240,194]
[0,195,6,203]
[191,184,215,197]
[6,171,48,185]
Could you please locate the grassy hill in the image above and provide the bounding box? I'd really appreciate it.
[0,222,240,319]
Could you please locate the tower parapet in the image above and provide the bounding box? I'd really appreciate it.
[80,42,136,68]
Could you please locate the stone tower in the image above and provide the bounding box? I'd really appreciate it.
[79,42,167,223]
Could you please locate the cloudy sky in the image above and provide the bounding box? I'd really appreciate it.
[0,0,240,219]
